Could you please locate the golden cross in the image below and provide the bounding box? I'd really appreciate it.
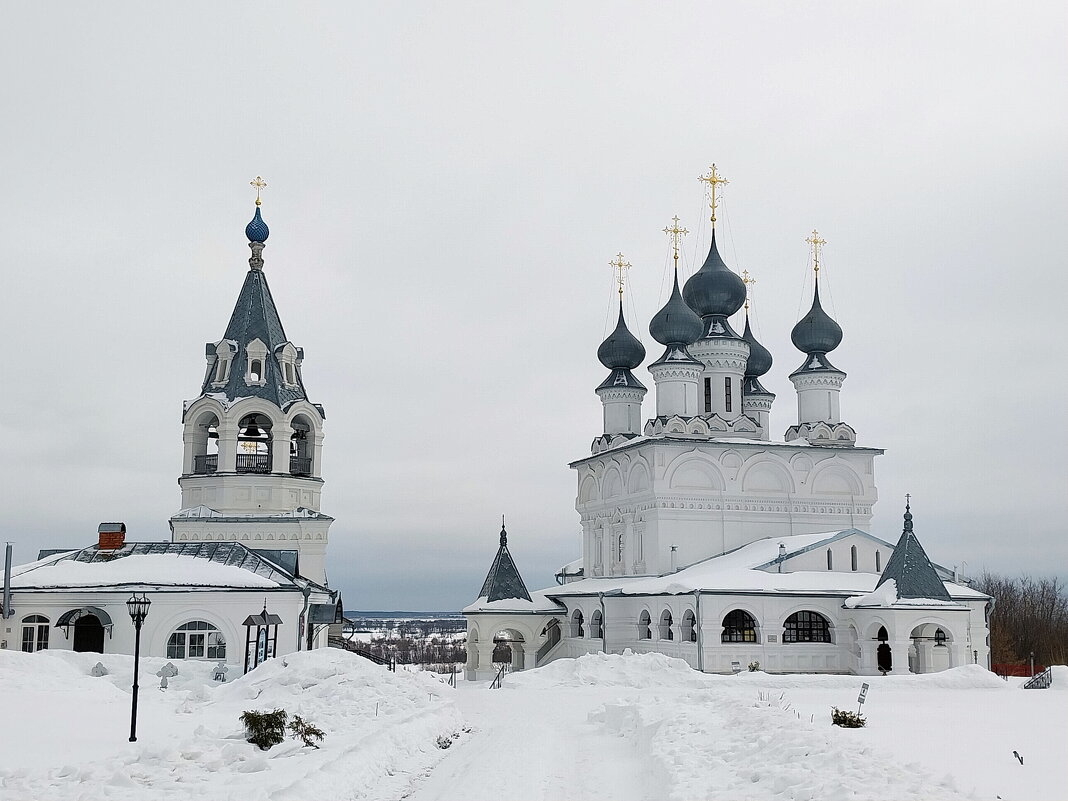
[609,253,631,298]
[697,163,729,226]
[742,269,756,312]
[805,229,827,273]
[663,216,689,268]
[250,175,268,207]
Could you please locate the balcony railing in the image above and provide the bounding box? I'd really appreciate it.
[236,453,271,474]
[290,456,312,476]
[193,454,218,475]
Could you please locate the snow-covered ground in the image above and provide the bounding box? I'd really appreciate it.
[1,649,1064,800]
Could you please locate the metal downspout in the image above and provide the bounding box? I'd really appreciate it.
[694,590,704,672]
[3,543,12,621]
[599,593,607,655]
[298,585,312,651]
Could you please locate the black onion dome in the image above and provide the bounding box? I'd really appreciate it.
[682,229,747,319]
[791,278,843,354]
[598,302,646,370]
[742,314,773,378]
[650,270,704,346]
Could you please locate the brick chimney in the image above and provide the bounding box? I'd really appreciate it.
[98,522,126,550]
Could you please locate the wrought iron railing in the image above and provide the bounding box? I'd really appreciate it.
[1024,666,1052,689]
[236,453,271,474]
[193,454,218,474]
[290,456,312,476]
[536,634,561,666]
[490,663,510,689]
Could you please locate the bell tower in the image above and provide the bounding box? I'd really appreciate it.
[170,178,334,584]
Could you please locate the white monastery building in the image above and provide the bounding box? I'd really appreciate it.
[1,189,341,671]
[465,167,992,679]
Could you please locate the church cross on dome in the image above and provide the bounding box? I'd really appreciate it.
[250,175,267,206]
[742,269,756,312]
[697,164,729,227]
[805,229,827,274]
[609,253,631,298]
[663,216,689,268]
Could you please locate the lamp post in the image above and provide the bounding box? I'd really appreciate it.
[126,593,151,742]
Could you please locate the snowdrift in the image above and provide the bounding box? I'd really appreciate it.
[0,649,463,801]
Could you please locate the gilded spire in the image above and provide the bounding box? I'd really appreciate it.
[663,215,688,270]
[609,252,631,299]
[250,176,267,207]
[697,164,729,227]
[742,269,756,313]
[805,229,827,275]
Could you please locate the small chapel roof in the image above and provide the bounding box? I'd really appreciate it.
[874,502,954,602]
[477,522,532,603]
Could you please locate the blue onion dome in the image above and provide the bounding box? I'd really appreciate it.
[598,302,646,370]
[742,313,773,378]
[245,206,270,243]
[682,229,747,320]
[791,278,842,354]
[650,270,704,346]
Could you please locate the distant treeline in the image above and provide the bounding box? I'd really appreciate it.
[345,617,467,639]
[358,635,466,667]
[975,572,1068,668]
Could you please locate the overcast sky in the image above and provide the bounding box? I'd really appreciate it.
[2,4,1065,611]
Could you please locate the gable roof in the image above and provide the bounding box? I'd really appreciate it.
[201,267,310,409]
[874,505,952,601]
[477,525,532,603]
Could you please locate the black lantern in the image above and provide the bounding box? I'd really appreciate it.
[126,593,151,742]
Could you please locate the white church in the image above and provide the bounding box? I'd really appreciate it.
[1,188,341,670]
[465,167,992,678]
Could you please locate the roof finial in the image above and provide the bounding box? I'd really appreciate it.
[903,494,914,533]
[250,175,267,207]
[610,253,631,299]
[742,269,756,313]
[805,229,827,275]
[663,215,688,271]
[500,515,507,547]
[697,164,729,228]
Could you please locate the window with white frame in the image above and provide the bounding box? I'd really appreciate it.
[638,610,651,640]
[166,621,226,659]
[681,609,696,642]
[659,609,673,640]
[21,614,49,652]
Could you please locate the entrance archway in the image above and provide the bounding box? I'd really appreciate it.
[73,615,105,653]
[492,628,526,671]
[876,626,892,673]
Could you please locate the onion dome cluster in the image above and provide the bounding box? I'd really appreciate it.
[790,279,842,369]
[650,270,704,348]
[245,207,270,243]
[682,230,747,326]
[597,302,646,370]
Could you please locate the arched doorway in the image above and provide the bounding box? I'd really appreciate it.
[74,614,105,653]
[492,628,526,671]
[876,626,892,673]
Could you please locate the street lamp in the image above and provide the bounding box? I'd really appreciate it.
[126,593,151,742]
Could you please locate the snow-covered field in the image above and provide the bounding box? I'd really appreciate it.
[1,649,1063,800]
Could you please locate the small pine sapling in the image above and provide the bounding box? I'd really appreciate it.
[288,715,326,748]
[747,661,760,672]
[830,706,867,728]
[241,709,289,750]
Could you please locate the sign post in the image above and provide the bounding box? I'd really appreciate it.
[856,682,869,716]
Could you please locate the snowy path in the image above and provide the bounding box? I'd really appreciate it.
[405,684,650,801]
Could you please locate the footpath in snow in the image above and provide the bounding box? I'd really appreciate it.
[1,649,1065,801]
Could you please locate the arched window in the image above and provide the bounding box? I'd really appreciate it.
[167,621,226,659]
[783,611,832,644]
[934,628,947,647]
[722,610,758,643]
[826,549,833,570]
[249,359,263,382]
[659,609,673,640]
[875,550,882,571]
[851,545,858,572]
[681,609,696,643]
[570,609,584,638]
[637,610,651,640]
[21,615,49,652]
[590,609,603,639]
[877,626,889,642]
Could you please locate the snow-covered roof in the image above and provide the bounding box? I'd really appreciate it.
[542,531,987,601]
[10,542,313,591]
[463,588,565,615]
